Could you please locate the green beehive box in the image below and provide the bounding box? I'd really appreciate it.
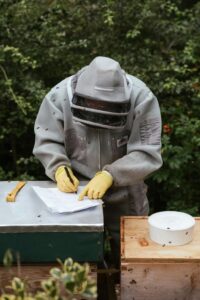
[0,181,104,263]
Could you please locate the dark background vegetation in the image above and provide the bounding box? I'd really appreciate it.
[0,0,200,214]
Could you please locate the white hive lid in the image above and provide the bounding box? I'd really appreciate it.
[148,211,195,231]
[148,211,195,246]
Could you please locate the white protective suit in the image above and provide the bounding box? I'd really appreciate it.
[33,57,162,261]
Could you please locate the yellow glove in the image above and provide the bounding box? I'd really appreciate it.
[55,166,79,193]
[79,171,113,200]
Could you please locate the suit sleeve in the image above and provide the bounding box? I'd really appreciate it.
[103,88,163,186]
[33,90,70,181]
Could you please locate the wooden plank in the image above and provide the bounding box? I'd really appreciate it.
[121,217,200,262]
[0,263,97,293]
[121,262,200,300]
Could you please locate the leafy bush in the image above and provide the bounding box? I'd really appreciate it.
[1,253,96,300]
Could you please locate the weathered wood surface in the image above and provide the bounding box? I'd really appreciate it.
[121,217,200,300]
[121,216,200,262]
[0,263,96,294]
[121,262,200,300]
[0,264,53,292]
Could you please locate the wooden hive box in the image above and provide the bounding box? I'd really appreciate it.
[0,181,104,299]
[121,216,200,300]
[0,181,104,263]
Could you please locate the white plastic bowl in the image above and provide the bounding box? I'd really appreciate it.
[148,211,195,246]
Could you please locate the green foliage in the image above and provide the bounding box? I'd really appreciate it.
[0,0,199,213]
[3,249,13,268]
[0,258,97,300]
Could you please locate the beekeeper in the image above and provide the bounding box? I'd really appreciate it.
[33,56,162,263]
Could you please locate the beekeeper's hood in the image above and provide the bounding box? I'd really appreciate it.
[71,56,132,129]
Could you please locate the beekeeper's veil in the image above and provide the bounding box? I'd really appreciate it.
[71,56,132,129]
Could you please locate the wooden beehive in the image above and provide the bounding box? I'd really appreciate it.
[121,216,200,300]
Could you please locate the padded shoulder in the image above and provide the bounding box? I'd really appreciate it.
[127,74,147,89]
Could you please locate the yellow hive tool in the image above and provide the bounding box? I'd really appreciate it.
[6,181,26,202]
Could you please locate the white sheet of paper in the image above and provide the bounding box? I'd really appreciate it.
[32,186,103,213]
